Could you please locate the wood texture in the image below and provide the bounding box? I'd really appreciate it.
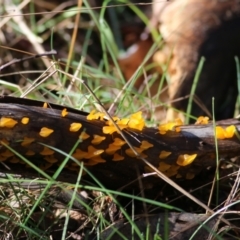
[0,96,239,189]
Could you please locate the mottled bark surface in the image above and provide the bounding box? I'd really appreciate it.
[0,96,239,190]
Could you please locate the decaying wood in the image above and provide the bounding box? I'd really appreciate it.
[0,96,239,190]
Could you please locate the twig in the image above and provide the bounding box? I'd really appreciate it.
[0,50,57,71]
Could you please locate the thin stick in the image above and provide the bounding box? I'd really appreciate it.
[0,50,57,71]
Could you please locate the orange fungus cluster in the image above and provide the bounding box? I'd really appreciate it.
[195,116,209,124]
[86,111,145,134]
[215,125,235,139]
[0,117,18,128]
[158,118,183,134]
[1,101,236,181]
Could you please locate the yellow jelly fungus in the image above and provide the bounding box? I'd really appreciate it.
[87,110,105,121]
[95,111,104,120]
[1,150,14,157]
[103,126,116,134]
[0,156,7,162]
[216,125,236,139]
[79,132,90,140]
[112,153,124,161]
[39,127,54,137]
[157,162,180,177]
[176,154,197,166]
[84,157,106,166]
[61,108,68,117]
[69,123,82,132]
[186,172,195,180]
[103,112,145,135]
[225,125,236,138]
[118,124,129,132]
[72,149,87,160]
[113,138,126,147]
[21,117,29,124]
[25,150,35,156]
[0,117,18,128]
[175,118,183,126]
[159,122,175,134]
[119,124,129,131]
[44,155,58,163]
[85,146,104,159]
[40,146,55,156]
[175,126,181,133]
[105,145,120,155]
[103,124,128,134]
[43,102,48,108]
[118,118,129,125]
[105,138,126,154]
[158,118,183,135]
[140,141,154,150]
[128,111,145,131]
[195,116,209,125]
[165,165,180,177]
[91,135,106,145]
[102,112,145,135]
[21,137,35,147]
[9,157,19,163]
[159,151,172,159]
[158,162,171,172]
[103,114,140,134]
[91,156,106,163]
[215,126,225,139]
[125,147,143,158]
[106,123,127,134]
[106,117,120,126]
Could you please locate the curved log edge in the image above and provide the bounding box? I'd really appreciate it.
[0,96,239,189]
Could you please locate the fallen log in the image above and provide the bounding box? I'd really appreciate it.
[0,96,239,189]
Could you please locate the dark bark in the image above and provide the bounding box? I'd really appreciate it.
[0,96,239,190]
